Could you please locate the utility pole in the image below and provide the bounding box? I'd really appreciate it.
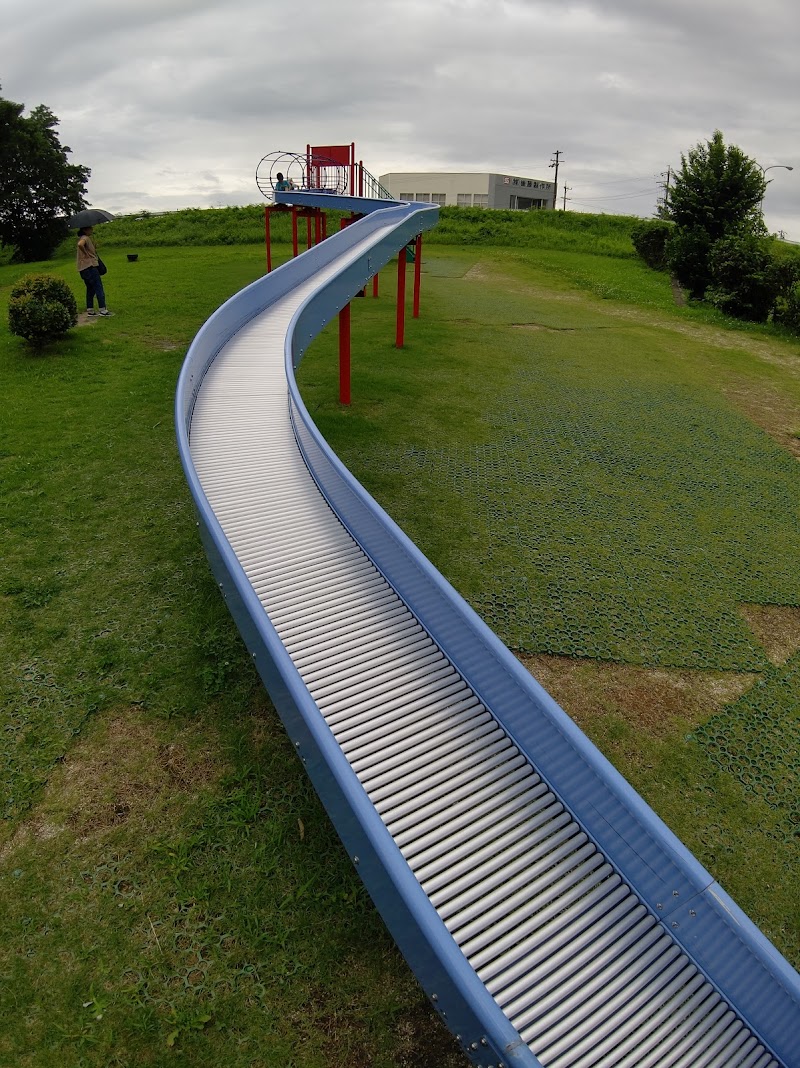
[549,149,563,211]
[562,185,571,210]
[658,166,672,217]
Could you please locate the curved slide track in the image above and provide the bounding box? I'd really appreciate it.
[176,190,800,1068]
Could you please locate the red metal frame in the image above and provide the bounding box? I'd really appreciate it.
[308,143,356,194]
[263,143,427,397]
[396,247,407,348]
[339,301,351,405]
[265,207,271,273]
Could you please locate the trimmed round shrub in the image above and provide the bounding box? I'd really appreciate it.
[8,273,78,343]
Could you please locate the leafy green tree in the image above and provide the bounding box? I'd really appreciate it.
[667,130,765,241]
[0,88,90,262]
[665,131,769,303]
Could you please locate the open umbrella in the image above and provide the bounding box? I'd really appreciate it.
[67,208,115,228]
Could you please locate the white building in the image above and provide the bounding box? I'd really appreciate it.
[379,171,555,210]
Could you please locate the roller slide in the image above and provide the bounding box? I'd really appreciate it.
[175,192,800,1068]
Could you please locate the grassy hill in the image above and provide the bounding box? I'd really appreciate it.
[1,207,798,1066]
[56,202,644,254]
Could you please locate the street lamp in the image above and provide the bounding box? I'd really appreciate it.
[758,163,794,210]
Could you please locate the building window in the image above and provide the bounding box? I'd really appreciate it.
[431,193,446,205]
[399,193,414,201]
[457,193,472,207]
[473,194,488,208]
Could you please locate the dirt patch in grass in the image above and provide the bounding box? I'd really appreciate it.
[740,604,800,665]
[76,311,98,326]
[0,708,226,857]
[463,262,493,283]
[511,322,580,332]
[292,970,467,1068]
[518,653,757,735]
[723,380,800,459]
[670,275,687,306]
[465,262,586,306]
[392,999,469,1068]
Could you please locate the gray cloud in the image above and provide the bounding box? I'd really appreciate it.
[3,0,798,234]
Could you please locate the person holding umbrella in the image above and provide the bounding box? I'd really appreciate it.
[70,208,115,317]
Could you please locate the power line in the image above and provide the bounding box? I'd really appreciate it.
[570,190,659,202]
[580,175,659,186]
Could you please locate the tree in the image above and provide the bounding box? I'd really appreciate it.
[0,88,90,262]
[666,131,766,300]
[667,130,765,242]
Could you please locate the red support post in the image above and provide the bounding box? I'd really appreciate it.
[291,208,299,258]
[339,301,351,405]
[396,246,407,348]
[412,234,423,318]
[372,272,379,298]
[265,207,272,273]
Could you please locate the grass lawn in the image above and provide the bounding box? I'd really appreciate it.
[0,244,465,1068]
[0,235,798,1065]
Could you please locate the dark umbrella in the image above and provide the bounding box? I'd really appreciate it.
[67,208,115,228]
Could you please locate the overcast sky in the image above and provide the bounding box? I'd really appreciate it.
[3,0,798,237]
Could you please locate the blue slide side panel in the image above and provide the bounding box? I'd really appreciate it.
[191,508,538,1068]
[290,215,439,367]
[289,396,800,1067]
[177,202,800,1067]
[175,204,543,1068]
[274,189,403,214]
[175,200,432,435]
[282,220,800,1065]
